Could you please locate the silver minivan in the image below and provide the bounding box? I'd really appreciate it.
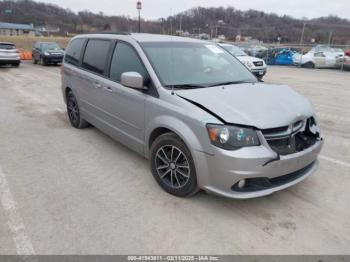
[61,33,323,199]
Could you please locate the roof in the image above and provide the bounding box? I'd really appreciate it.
[0,42,14,45]
[0,22,34,30]
[130,33,206,43]
[74,33,207,43]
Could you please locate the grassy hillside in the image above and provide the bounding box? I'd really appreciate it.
[0,35,71,51]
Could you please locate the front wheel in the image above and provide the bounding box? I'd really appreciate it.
[66,90,89,129]
[150,133,199,197]
[40,57,47,66]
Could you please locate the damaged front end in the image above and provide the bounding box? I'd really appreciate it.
[261,117,322,156]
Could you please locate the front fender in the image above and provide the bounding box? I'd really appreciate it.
[145,115,205,159]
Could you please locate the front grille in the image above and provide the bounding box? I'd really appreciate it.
[263,117,320,155]
[253,61,263,66]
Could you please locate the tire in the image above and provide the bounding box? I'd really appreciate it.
[303,62,315,69]
[150,132,199,197]
[12,63,20,67]
[40,56,47,66]
[33,57,38,64]
[66,90,89,129]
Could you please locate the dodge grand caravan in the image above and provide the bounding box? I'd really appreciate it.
[61,33,323,199]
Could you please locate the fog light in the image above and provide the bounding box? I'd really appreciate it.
[238,179,246,189]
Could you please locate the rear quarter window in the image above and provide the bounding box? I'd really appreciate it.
[82,39,111,75]
[64,38,85,66]
[0,44,15,50]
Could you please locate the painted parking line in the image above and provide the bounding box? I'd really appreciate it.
[319,155,350,168]
[0,166,35,255]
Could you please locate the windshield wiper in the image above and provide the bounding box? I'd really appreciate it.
[208,80,253,87]
[165,84,208,89]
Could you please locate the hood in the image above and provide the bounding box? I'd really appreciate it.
[237,56,263,63]
[176,83,314,130]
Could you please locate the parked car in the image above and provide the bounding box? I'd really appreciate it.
[32,42,64,65]
[293,45,344,68]
[266,48,296,66]
[0,42,20,67]
[239,44,268,59]
[219,43,267,79]
[62,33,323,199]
[336,55,350,70]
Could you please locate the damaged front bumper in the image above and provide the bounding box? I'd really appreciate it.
[194,137,323,199]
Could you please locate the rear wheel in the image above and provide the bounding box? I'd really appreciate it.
[66,90,89,129]
[12,63,20,67]
[150,133,199,197]
[303,62,315,69]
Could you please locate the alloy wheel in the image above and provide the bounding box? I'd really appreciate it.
[155,145,191,189]
[67,94,79,124]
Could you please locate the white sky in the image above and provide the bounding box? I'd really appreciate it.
[41,0,350,20]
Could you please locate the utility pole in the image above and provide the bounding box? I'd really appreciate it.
[136,1,142,33]
[170,8,173,35]
[298,22,306,67]
[328,30,333,45]
[300,22,306,47]
[179,14,182,33]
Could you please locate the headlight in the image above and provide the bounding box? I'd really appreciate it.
[44,52,50,56]
[206,124,260,150]
[243,61,253,68]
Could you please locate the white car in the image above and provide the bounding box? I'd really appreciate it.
[293,45,344,68]
[0,42,21,67]
[220,44,267,79]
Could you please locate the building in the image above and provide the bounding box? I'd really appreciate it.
[0,22,35,36]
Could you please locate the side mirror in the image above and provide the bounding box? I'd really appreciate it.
[120,72,145,90]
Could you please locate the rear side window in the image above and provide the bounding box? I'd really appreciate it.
[0,43,15,50]
[65,38,85,66]
[109,42,147,82]
[82,39,111,75]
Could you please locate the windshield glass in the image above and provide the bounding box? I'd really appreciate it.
[221,45,247,56]
[141,41,256,87]
[41,42,61,51]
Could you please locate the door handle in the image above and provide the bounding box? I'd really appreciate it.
[103,86,113,93]
[94,82,102,89]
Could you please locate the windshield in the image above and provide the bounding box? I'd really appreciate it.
[41,42,61,51]
[141,41,257,88]
[221,45,247,56]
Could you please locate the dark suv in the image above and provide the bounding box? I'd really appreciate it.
[32,42,64,65]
